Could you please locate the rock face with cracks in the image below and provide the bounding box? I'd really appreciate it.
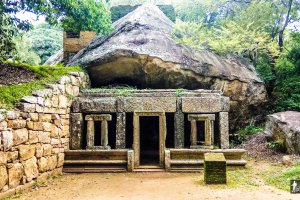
[265,111,300,154]
[68,4,267,130]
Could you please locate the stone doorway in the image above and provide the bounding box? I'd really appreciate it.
[140,116,160,165]
[133,111,166,168]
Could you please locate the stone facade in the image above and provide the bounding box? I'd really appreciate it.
[0,72,88,198]
[69,89,232,170]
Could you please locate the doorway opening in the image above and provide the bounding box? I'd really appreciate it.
[139,116,160,165]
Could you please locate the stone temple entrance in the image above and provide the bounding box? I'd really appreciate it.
[133,111,166,168]
[139,116,159,165]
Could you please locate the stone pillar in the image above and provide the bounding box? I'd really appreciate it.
[86,117,94,148]
[127,150,134,172]
[101,120,109,147]
[70,113,84,150]
[205,119,212,146]
[190,119,197,146]
[159,114,167,167]
[174,99,184,148]
[116,112,126,149]
[219,112,229,149]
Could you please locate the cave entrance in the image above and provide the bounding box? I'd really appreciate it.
[133,111,166,168]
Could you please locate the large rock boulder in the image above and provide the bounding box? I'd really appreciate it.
[68,4,267,130]
[265,111,300,154]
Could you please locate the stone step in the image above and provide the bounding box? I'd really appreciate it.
[64,160,127,165]
[63,166,127,173]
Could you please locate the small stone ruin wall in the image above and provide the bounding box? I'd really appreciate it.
[0,72,89,198]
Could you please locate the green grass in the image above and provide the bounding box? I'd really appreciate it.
[83,86,137,96]
[267,163,300,191]
[0,62,82,109]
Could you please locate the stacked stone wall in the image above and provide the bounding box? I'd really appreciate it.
[0,72,88,198]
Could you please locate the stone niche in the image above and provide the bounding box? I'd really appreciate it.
[70,89,230,168]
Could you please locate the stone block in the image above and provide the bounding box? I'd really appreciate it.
[0,152,8,165]
[17,103,36,113]
[58,76,71,85]
[76,98,117,112]
[6,111,20,120]
[39,114,52,122]
[28,131,39,144]
[7,119,26,129]
[50,124,60,138]
[38,157,47,172]
[43,144,53,156]
[0,121,8,131]
[2,130,13,151]
[19,145,36,161]
[182,97,222,113]
[28,113,39,122]
[22,156,38,182]
[58,95,68,108]
[26,121,34,130]
[57,153,64,167]
[33,122,43,131]
[8,163,23,188]
[70,113,84,150]
[42,122,52,132]
[35,144,43,158]
[13,128,28,146]
[7,151,18,163]
[33,89,52,97]
[51,95,59,107]
[37,131,51,144]
[124,97,177,112]
[0,165,8,190]
[48,155,58,170]
[204,153,226,184]
[21,96,38,104]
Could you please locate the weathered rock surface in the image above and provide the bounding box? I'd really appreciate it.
[265,111,300,154]
[68,4,267,129]
[44,49,63,66]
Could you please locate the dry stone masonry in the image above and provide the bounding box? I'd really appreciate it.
[0,72,88,198]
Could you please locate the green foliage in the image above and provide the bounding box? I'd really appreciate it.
[272,32,300,111]
[267,163,300,191]
[175,88,185,97]
[12,35,41,65]
[233,124,264,144]
[26,23,63,64]
[83,86,137,97]
[266,140,286,152]
[0,14,18,59]
[60,0,112,34]
[0,63,82,109]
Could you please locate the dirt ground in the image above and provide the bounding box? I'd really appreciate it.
[14,168,299,200]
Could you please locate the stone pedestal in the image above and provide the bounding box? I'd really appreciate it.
[204,153,227,184]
